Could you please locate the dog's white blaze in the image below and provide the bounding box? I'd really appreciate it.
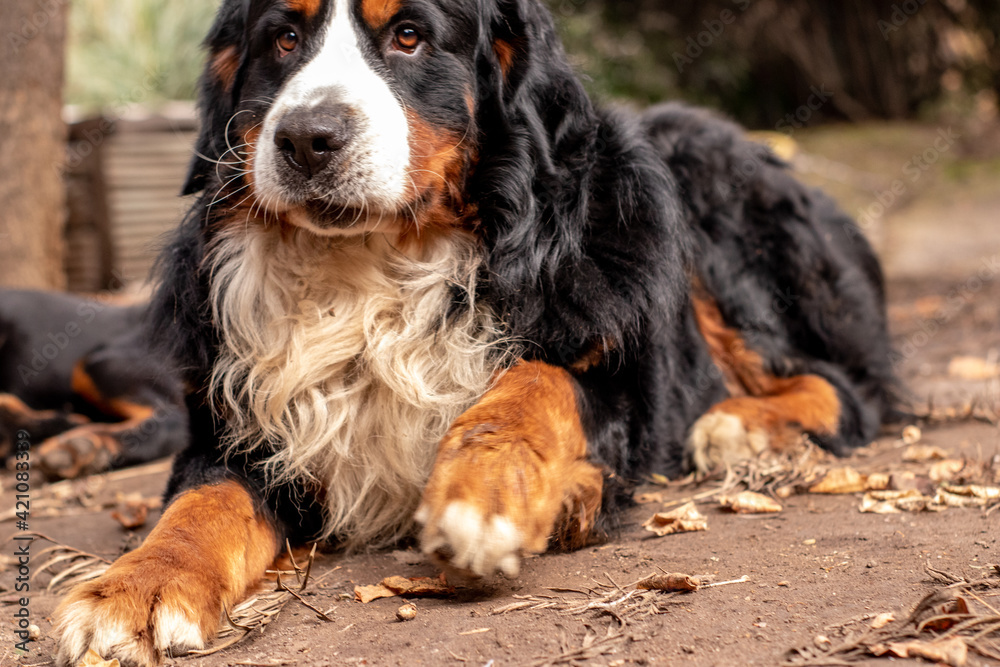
[254,0,410,213]
[208,226,506,548]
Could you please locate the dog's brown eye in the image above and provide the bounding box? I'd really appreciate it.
[393,26,421,53]
[276,30,299,56]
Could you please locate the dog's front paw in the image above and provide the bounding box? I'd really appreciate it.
[416,424,602,579]
[415,427,554,579]
[416,497,526,579]
[54,480,277,667]
[54,561,217,667]
[685,410,769,473]
[417,362,603,579]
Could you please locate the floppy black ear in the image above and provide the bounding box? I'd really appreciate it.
[182,0,248,196]
[471,0,600,307]
[472,0,688,364]
[472,0,598,247]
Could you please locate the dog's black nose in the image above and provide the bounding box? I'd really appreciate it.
[274,109,351,179]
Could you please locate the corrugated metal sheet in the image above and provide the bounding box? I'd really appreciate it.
[103,121,197,286]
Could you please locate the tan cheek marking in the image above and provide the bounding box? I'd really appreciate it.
[210,45,240,93]
[360,0,401,30]
[404,110,471,231]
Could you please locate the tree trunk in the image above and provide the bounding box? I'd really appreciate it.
[0,0,68,289]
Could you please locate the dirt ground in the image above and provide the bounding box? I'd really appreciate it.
[2,126,1000,666]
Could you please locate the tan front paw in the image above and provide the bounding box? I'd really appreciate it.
[685,410,770,473]
[416,426,602,579]
[54,560,219,667]
[416,498,526,578]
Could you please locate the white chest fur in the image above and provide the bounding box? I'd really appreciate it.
[207,227,504,548]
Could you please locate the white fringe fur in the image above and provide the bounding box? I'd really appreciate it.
[207,225,506,548]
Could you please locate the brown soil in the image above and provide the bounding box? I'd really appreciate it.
[3,126,1000,667]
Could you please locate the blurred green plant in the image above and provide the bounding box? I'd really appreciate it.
[65,0,221,110]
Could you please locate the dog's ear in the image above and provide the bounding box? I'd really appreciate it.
[182,0,248,196]
[472,0,597,274]
[478,0,590,116]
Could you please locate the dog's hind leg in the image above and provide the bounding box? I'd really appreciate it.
[36,343,188,479]
[0,393,89,459]
[685,294,845,473]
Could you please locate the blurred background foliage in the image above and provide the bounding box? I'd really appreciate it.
[555,0,1000,128]
[65,0,219,110]
[65,0,1000,129]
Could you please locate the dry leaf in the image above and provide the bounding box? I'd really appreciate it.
[636,572,699,591]
[923,598,971,631]
[110,504,148,530]
[860,489,934,513]
[903,445,947,462]
[109,493,162,530]
[718,491,782,513]
[865,472,890,491]
[354,583,396,603]
[642,502,708,536]
[948,355,998,380]
[882,637,968,667]
[930,459,966,483]
[902,425,922,444]
[888,471,920,491]
[634,491,665,504]
[869,612,895,629]
[941,484,1000,501]
[77,649,120,667]
[809,467,867,494]
[354,574,454,603]
[859,496,900,514]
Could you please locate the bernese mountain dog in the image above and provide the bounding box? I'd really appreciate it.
[53,0,898,663]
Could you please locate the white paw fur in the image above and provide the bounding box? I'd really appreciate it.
[56,597,206,667]
[686,411,769,473]
[416,500,523,578]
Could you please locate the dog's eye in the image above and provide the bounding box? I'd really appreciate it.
[392,26,421,54]
[276,30,299,56]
